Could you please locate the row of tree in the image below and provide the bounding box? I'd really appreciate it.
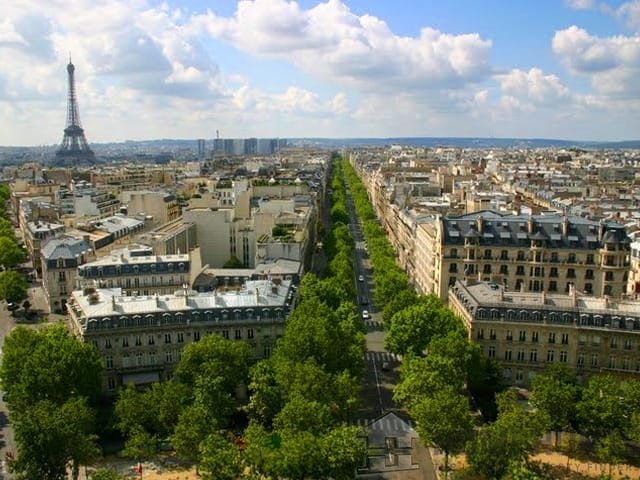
[342,158,640,479]
[0,156,368,479]
[0,185,29,306]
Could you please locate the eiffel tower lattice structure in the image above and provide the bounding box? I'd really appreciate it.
[55,58,95,165]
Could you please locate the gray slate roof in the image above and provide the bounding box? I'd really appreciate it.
[42,236,91,260]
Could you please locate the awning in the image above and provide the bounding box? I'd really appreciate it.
[122,371,160,385]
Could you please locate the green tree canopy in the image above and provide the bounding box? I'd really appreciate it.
[0,236,25,269]
[412,386,474,477]
[0,270,28,304]
[576,374,628,440]
[531,364,581,447]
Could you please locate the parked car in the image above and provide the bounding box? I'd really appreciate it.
[358,275,364,282]
[362,310,369,319]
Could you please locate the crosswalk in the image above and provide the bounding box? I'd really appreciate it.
[365,351,402,362]
[364,319,382,328]
[350,416,414,430]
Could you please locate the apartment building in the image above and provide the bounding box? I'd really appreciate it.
[67,279,294,393]
[25,220,65,272]
[41,235,94,313]
[77,244,202,296]
[449,279,640,387]
[629,240,640,298]
[414,211,630,299]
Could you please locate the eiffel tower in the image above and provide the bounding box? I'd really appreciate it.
[55,57,95,166]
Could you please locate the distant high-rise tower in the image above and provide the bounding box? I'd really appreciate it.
[55,58,95,165]
[197,138,206,159]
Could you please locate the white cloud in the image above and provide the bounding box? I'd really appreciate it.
[564,0,595,10]
[615,0,640,31]
[553,26,640,96]
[190,0,492,92]
[498,68,571,105]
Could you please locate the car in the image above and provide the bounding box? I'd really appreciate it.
[362,310,369,319]
[358,275,364,282]
[381,361,391,371]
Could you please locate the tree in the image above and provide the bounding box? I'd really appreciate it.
[222,255,244,268]
[273,393,334,435]
[0,217,15,239]
[246,359,285,427]
[89,469,124,480]
[412,387,474,478]
[467,390,544,480]
[385,300,462,356]
[0,325,103,480]
[0,324,102,410]
[174,333,250,392]
[531,364,580,447]
[199,432,243,480]
[9,397,99,480]
[0,237,25,269]
[576,375,627,440]
[123,425,157,463]
[0,270,28,304]
[320,426,367,480]
[595,431,626,476]
[172,405,212,468]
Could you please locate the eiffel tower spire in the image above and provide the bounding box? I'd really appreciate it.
[55,57,95,165]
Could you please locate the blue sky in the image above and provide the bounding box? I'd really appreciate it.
[1,0,639,145]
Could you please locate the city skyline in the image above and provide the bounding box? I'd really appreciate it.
[2,0,640,146]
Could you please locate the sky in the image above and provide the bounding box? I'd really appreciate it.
[2,0,640,146]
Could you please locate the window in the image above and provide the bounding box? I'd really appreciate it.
[567,268,576,279]
[222,330,229,339]
[149,352,156,365]
[610,337,618,348]
[193,331,200,341]
[484,249,492,260]
[609,356,616,369]
[58,271,66,281]
[477,329,484,340]
[122,353,130,367]
[517,350,525,361]
[165,350,174,363]
[548,280,557,292]
[449,263,458,273]
[623,358,631,371]
[548,332,556,344]
[560,351,568,363]
[136,352,144,366]
[591,354,598,367]
[586,254,594,264]
[516,266,525,276]
[561,333,569,345]
[551,252,559,262]
[604,285,613,296]
[624,339,632,350]
[450,248,458,258]
[500,250,509,260]
[577,353,584,366]
[605,271,614,282]
[135,335,142,346]
[490,329,497,340]
[506,330,513,341]
[483,264,492,274]
[568,253,576,263]
[517,251,525,261]
[531,331,539,343]
[504,349,512,360]
[105,356,113,369]
[165,333,172,344]
[235,329,242,340]
[500,265,508,275]
[177,332,184,343]
[584,283,593,294]
[148,335,155,345]
[122,337,129,347]
[547,350,555,362]
[585,269,594,280]
[107,378,116,391]
[550,267,559,278]
[488,346,496,358]
[247,329,254,339]
[530,349,538,362]
[105,339,112,349]
[519,330,526,342]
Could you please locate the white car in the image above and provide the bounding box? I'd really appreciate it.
[358,275,364,282]
[362,310,369,319]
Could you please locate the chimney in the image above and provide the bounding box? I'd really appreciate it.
[476,215,484,234]
[599,219,605,242]
[541,290,546,304]
[570,283,577,307]
[562,216,569,236]
[527,216,534,234]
